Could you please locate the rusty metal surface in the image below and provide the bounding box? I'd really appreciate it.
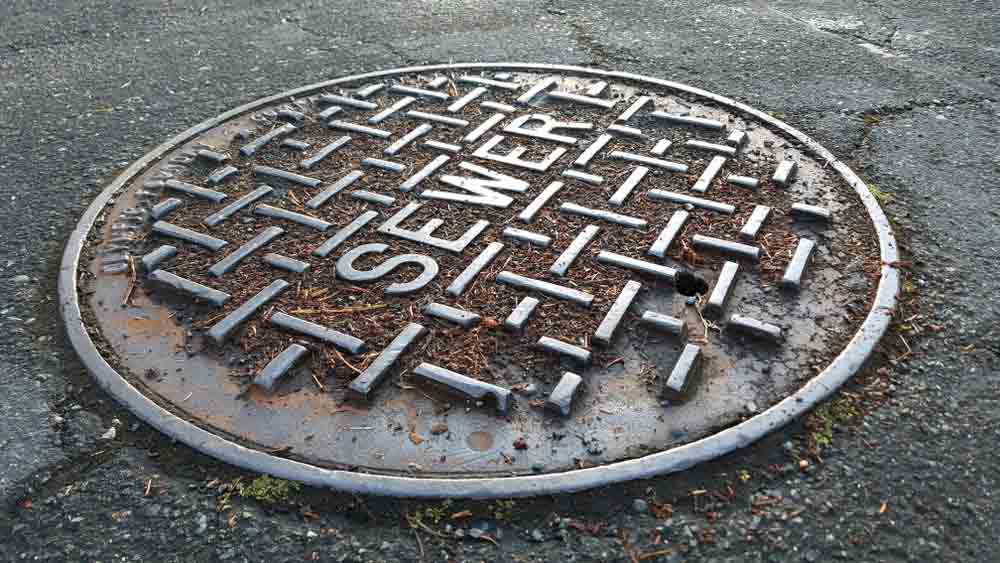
[62,64,898,495]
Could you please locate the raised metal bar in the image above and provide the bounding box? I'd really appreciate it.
[385,124,433,156]
[574,134,613,168]
[254,205,332,231]
[692,235,761,261]
[204,185,273,227]
[703,261,739,319]
[348,323,427,399]
[307,170,365,209]
[597,251,677,280]
[148,270,230,306]
[253,166,322,188]
[504,296,539,332]
[400,155,450,192]
[647,190,736,214]
[550,225,600,277]
[254,344,309,393]
[152,198,182,220]
[300,135,351,169]
[562,169,604,185]
[423,303,481,328]
[608,167,648,206]
[406,110,469,128]
[270,312,366,354]
[263,253,310,273]
[648,210,689,258]
[727,175,759,189]
[240,123,297,156]
[517,181,563,223]
[609,151,688,173]
[739,205,771,241]
[537,336,592,365]
[640,311,686,337]
[781,238,816,290]
[728,314,783,342]
[502,227,552,247]
[207,279,290,343]
[545,372,583,417]
[593,280,642,345]
[164,179,226,203]
[318,93,378,110]
[446,242,504,297]
[692,156,726,193]
[496,271,594,307]
[412,363,512,414]
[141,245,176,272]
[663,344,701,400]
[312,210,379,257]
[329,120,392,139]
[686,140,737,156]
[208,227,284,277]
[351,190,396,206]
[651,112,725,130]
[790,203,832,221]
[773,160,798,186]
[560,202,647,229]
[152,221,228,251]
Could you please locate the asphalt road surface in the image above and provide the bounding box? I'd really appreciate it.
[1,1,997,561]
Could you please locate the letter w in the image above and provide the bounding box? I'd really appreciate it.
[420,162,529,209]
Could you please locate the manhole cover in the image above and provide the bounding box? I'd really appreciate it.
[61,64,899,497]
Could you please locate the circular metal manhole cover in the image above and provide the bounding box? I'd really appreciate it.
[61,64,899,497]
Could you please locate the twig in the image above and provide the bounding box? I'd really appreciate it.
[325,304,387,315]
[333,348,362,374]
[406,515,449,538]
[412,529,425,559]
[896,334,912,360]
[122,257,136,305]
[477,533,500,547]
[311,373,326,392]
[604,357,624,369]
[144,479,152,497]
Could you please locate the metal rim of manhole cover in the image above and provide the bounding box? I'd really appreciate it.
[60,63,899,498]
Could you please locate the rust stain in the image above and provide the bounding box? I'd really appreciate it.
[466,431,494,452]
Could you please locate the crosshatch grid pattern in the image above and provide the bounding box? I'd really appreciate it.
[105,71,848,421]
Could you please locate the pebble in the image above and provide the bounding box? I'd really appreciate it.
[632,498,648,514]
[194,513,208,534]
[101,427,117,440]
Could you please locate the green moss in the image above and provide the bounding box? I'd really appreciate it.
[421,499,453,525]
[239,475,301,504]
[488,499,516,521]
[809,398,860,449]
[868,183,892,204]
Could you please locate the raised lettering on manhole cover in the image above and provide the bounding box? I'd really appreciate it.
[61,64,899,497]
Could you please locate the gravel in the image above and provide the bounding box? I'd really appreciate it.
[0,0,998,562]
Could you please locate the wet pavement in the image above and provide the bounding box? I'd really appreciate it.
[1,1,997,561]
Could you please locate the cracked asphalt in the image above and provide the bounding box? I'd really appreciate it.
[1,1,997,561]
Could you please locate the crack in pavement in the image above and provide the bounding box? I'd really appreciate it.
[544,2,638,67]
